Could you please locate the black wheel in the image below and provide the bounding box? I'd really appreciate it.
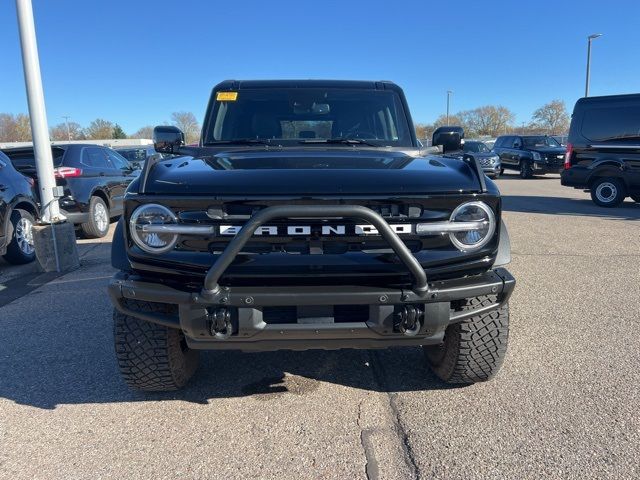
[499,167,504,176]
[424,296,509,384]
[80,196,110,238]
[3,209,36,265]
[114,300,199,391]
[519,159,533,179]
[590,177,626,207]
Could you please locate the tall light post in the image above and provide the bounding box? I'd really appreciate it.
[62,115,71,140]
[15,0,79,272]
[585,33,603,97]
[446,90,453,125]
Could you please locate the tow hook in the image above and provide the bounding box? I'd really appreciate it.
[395,305,424,336]
[208,307,233,340]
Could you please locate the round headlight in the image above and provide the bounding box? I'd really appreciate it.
[449,201,496,252]
[129,204,178,254]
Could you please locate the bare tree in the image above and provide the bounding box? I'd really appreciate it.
[50,121,85,141]
[130,126,154,139]
[461,106,515,137]
[0,113,33,142]
[85,118,115,139]
[531,100,570,134]
[171,111,200,144]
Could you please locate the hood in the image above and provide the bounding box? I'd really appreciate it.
[142,148,482,195]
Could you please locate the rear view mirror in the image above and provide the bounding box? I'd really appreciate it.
[153,126,185,154]
[432,126,464,154]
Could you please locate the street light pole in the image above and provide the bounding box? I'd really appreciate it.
[62,115,71,141]
[446,90,453,126]
[585,33,603,97]
[15,0,63,224]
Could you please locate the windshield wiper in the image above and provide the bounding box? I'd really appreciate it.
[203,139,272,146]
[299,137,380,147]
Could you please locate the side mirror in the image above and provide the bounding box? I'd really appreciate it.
[432,126,464,154]
[153,126,184,154]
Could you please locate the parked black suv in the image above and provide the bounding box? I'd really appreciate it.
[3,144,138,238]
[0,151,38,264]
[108,80,515,391]
[561,94,640,207]
[493,135,566,178]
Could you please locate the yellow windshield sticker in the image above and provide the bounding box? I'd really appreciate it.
[216,91,238,101]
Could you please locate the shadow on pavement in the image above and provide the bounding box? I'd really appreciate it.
[502,194,640,220]
[0,318,457,409]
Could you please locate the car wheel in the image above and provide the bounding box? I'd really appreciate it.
[499,167,504,176]
[3,209,36,265]
[519,160,533,179]
[113,300,199,391]
[424,295,509,384]
[590,177,626,208]
[80,196,110,238]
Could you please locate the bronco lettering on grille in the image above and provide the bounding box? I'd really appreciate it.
[218,224,413,236]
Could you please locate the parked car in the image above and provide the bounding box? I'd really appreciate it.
[561,94,640,207]
[114,145,166,169]
[108,80,515,391]
[0,151,38,264]
[493,135,566,178]
[462,140,502,178]
[2,144,138,238]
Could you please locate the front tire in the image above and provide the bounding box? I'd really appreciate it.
[114,301,199,391]
[519,159,533,179]
[3,209,36,265]
[590,177,626,207]
[424,296,509,384]
[80,196,110,238]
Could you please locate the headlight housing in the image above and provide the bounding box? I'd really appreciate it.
[532,151,541,161]
[129,204,178,254]
[448,201,496,252]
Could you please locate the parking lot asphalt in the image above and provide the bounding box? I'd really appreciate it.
[1,174,639,479]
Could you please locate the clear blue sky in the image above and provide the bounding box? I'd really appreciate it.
[1,0,639,133]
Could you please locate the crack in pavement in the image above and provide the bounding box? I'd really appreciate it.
[368,350,420,480]
[357,398,380,480]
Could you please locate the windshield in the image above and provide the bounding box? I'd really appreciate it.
[463,141,490,153]
[203,88,413,147]
[523,136,561,148]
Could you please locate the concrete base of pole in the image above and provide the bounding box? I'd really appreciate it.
[32,222,80,273]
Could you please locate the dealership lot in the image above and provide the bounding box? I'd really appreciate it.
[1,174,639,479]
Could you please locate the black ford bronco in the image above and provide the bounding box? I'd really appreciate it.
[108,80,515,391]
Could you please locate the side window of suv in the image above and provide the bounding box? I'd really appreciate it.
[82,147,112,169]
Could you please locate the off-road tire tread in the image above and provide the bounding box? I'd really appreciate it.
[113,300,198,391]
[424,295,509,384]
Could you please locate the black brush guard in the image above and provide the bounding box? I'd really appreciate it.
[108,205,515,351]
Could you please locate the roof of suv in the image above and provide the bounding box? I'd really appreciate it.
[214,79,401,91]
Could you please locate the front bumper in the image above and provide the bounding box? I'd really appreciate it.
[108,204,515,351]
[108,268,515,351]
[532,162,563,174]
